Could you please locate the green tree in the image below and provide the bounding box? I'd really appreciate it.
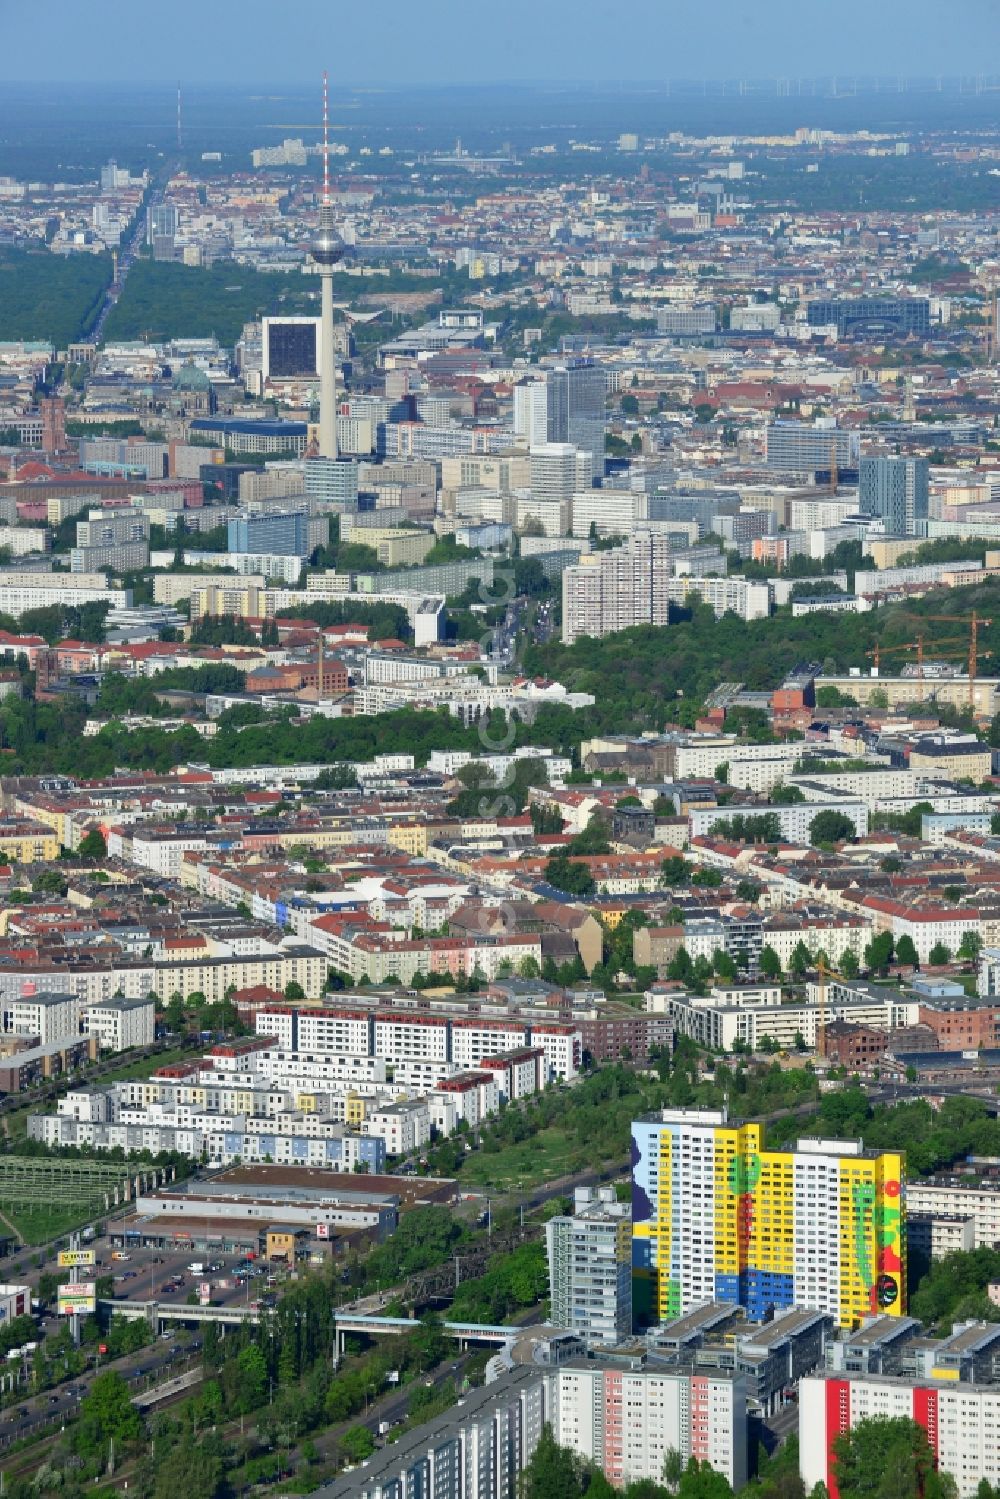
[959,931,982,961]
[518,1425,586,1499]
[895,934,919,967]
[76,1370,142,1462]
[31,868,69,896]
[341,1426,376,1463]
[809,810,856,848]
[661,855,691,887]
[228,1343,268,1414]
[928,942,952,966]
[759,945,783,981]
[832,1416,956,1499]
[153,1435,226,1499]
[790,940,813,978]
[840,949,860,979]
[864,932,894,973]
[78,828,107,859]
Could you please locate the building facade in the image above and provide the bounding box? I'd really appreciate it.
[631,1108,906,1328]
[546,1186,632,1345]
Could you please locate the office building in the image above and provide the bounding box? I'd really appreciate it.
[547,362,606,482]
[631,1108,905,1328]
[513,378,549,448]
[146,203,178,245]
[546,1186,632,1345]
[656,304,717,335]
[529,443,592,503]
[765,421,860,475]
[561,532,671,644]
[261,317,320,381]
[730,302,781,332]
[800,1369,1000,1499]
[228,509,311,558]
[858,455,929,537]
[189,418,309,456]
[806,296,931,337]
[304,456,359,510]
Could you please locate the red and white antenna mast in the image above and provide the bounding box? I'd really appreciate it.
[322,69,331,206]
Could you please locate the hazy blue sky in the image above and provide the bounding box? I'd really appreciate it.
[3,0,994,83]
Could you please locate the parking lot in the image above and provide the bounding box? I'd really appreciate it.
[103,1240,289,1312]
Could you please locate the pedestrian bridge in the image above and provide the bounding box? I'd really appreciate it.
[333,1311,517,1357]
[103,1299,260,1328]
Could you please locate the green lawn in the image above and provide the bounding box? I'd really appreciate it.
[93,1045,192,1083]
[458,1128,598,1192]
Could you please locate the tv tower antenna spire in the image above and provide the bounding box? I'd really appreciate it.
[322,69,331,204]
[177,82,182,150]
[310,70,344,462]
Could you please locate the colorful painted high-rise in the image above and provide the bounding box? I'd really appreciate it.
[631,1108,905,1329]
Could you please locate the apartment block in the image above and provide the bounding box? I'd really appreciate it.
[562,532,672,644]
[800,1371,1000,1499]
[631,1108,905,1328]
[546,1186,632,1345]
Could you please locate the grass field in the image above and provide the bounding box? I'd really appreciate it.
[458,1128,600,1192]
[4,1201,103,1248]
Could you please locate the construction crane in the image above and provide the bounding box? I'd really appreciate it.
[814,957,847,1056]
[865,637,925,678]
[901,611,993,707]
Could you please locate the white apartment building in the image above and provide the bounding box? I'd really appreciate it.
[904,1180,1000,1250]
[529,443,592,503]
[689,797,869,843]
[571,489,646,539]
[363,1099,431,1156]
[0,573,126,615]
[665,575,772,622]
[81,996,155,1052]
[800,1373,1000,1499]
[2,990,79,1046]
[514,494,570,537]
[555,1363,747,1491]
[562,532,672,644]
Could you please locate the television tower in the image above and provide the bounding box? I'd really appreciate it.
[311,71,343,461]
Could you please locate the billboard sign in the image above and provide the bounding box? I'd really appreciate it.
[57,1284,96,1316]
[58,1250,96,1269]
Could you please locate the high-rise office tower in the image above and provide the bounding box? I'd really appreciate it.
[858,455,929,537]
[764,420,860,474]
[631,1107,905,1328]
[228,509,311,557]
[310,72,344,461]
[547,362,606,483]
[561,531,672,644]
[513,378,548,448]
[146,203,179,245]
[546,1186,632,1345]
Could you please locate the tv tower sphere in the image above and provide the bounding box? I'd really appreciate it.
[311,220,344,267]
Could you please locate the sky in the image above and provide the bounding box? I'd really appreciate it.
[1,0,995,84]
